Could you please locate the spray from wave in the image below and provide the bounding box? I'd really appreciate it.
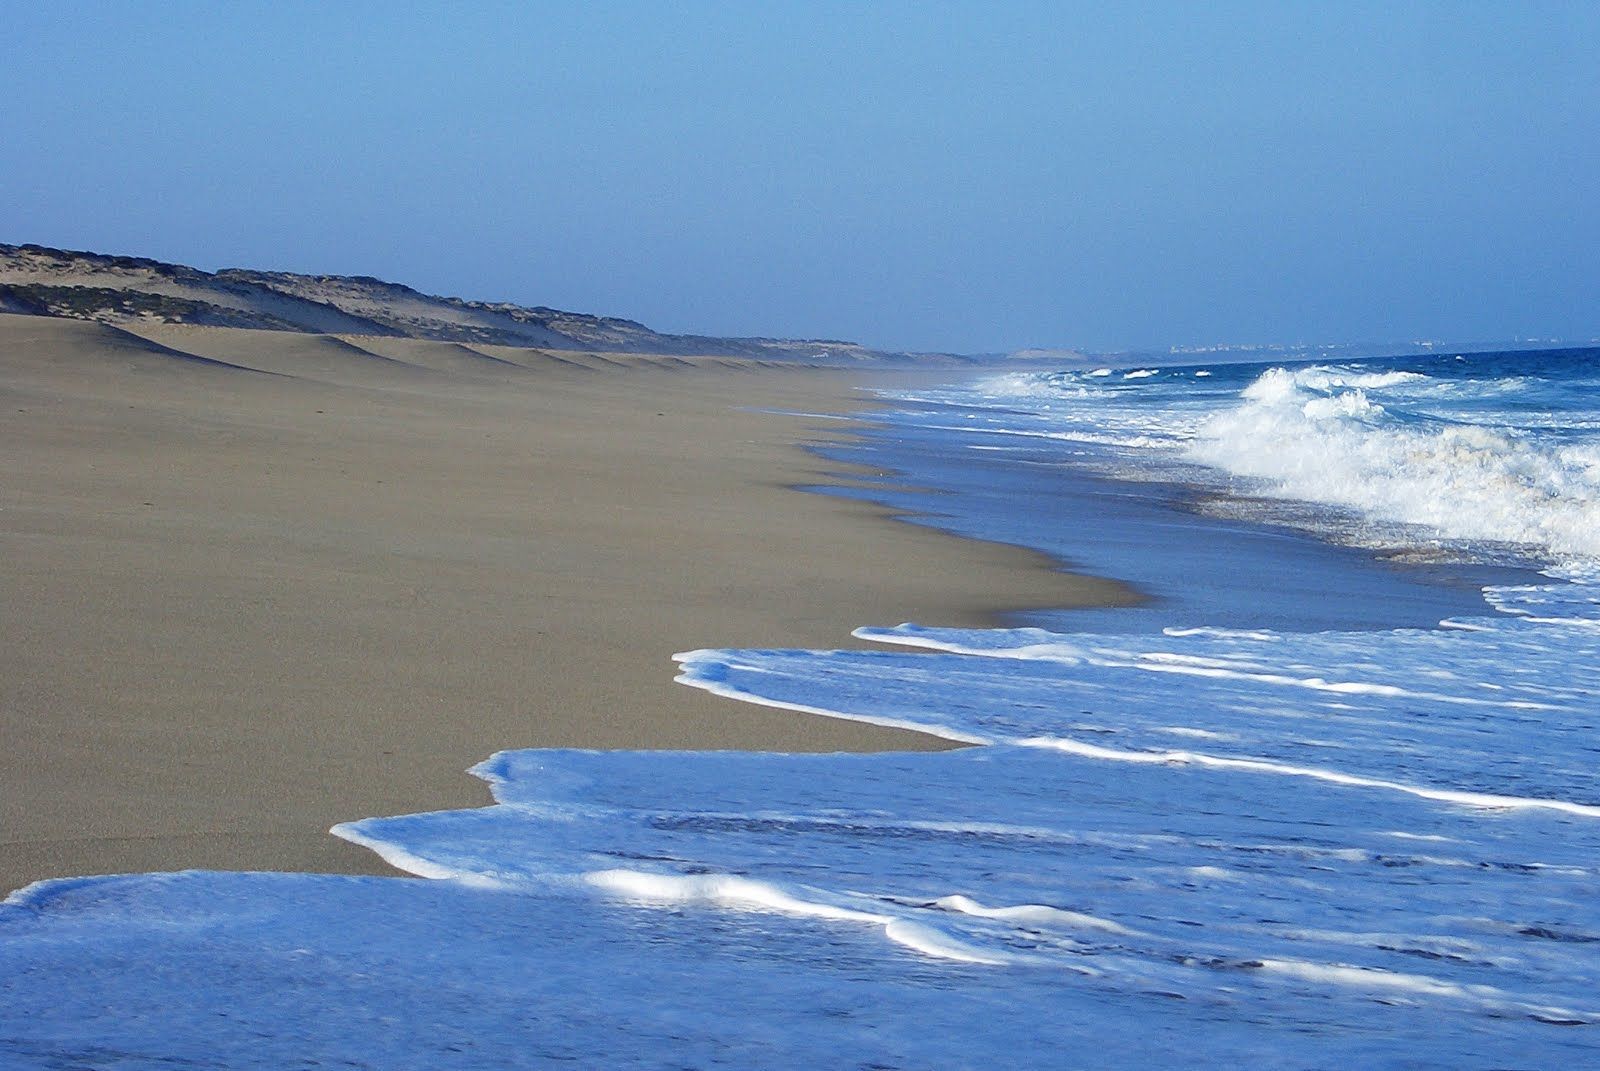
[1186,365,1600,563]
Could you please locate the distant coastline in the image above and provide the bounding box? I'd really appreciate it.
[8,242,1581,374]
[0,242,970,365]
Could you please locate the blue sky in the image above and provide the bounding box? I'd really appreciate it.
[3,2,1596,353]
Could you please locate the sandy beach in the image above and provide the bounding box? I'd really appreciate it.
[0,314,1131,893]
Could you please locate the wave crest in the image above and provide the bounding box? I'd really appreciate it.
[1188,365,1600,562]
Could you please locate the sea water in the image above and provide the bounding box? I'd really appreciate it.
[6,349,1600,1067]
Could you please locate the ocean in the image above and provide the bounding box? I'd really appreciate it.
[6,348,1600,1067]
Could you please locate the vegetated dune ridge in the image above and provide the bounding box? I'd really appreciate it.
[0,313,1132,893]
[0,242,971,362]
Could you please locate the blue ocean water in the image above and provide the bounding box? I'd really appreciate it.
[7,348,1600,1068]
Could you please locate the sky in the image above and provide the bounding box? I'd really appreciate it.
[2,2,1596,354]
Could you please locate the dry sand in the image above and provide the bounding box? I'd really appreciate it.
[0,314,1132,893]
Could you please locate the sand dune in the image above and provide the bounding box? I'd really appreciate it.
[0,315,270,376]
[0,249,394,335]
[0,314,1130,892]
[2,243,956,361]
[121,323,449,388]
[337,336,543,375]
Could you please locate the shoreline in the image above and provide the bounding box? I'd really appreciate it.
[0,315,1135,893]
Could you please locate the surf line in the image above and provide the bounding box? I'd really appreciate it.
[1020,736,1600,818]
[674,649,1600,820]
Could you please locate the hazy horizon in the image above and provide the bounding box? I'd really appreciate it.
[3,2,1596,354]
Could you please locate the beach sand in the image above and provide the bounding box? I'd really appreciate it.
[0,315,1132,893]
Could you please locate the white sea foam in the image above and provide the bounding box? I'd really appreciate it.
[854,625,1559,711]
[1186,365,1600,561]
[1258,959,1476,999]
[672,652,990,746]
[1184,865,1237,880]
[1157,726,1235,740]
[881,920,1026,966]
[1163,626,1280,641]
[1017,736,1600,818]
[331,821,510,888]
[586,871,1024,965]
[585,869,884,924]
[934,894,1136,935]
[971,371,1106,401]
[919,421,1179,450]
[1256,959,1595,1023]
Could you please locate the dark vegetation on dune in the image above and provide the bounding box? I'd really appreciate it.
[0,282,307,331]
